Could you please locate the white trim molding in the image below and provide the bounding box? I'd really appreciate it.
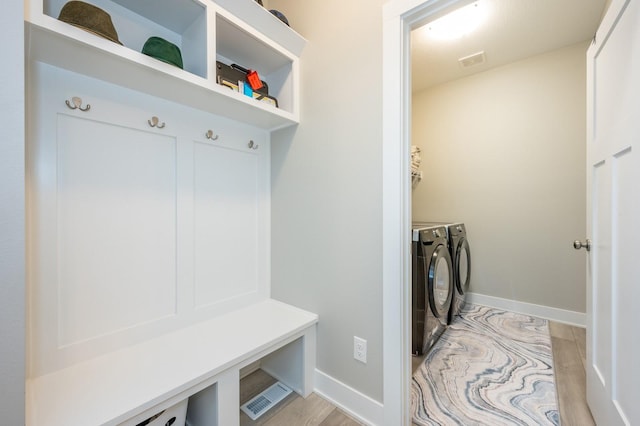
[381,3,411,424]
[382,1,473,424]
[314,369,384,426]
[467,293,586,327]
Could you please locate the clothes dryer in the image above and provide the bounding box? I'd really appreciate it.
[414,221,471,325]
[411,225,454,355]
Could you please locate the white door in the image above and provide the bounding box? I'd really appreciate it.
[584,0,640,424]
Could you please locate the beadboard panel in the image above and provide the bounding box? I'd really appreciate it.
[194,142,260,307]
[27,62,270,377]
[57,114,178,346]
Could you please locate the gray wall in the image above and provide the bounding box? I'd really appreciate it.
[412,42,588,313]
[269,0,384,402]
[0,0,25,423]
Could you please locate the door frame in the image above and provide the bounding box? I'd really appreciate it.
[382,0,473,423]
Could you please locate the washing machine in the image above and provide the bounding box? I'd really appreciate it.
[411,224,454,355]
[445,223,471,324]
[414,222,471,324]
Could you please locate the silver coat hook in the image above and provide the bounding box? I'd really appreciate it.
[248,140,259,150]
[65,96,90,112]
[206,130,219,140]
[148,116,165,128]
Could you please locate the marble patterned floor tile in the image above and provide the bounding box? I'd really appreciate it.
[411,304,559,426]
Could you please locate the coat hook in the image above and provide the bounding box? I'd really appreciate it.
[248,140,259,150]
[148,116,165,128]
[206,130,219,140]
[65,96,90,112]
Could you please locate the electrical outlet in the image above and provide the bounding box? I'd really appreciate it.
[354,336,367,363]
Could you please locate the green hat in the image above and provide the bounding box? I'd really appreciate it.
[58,1,122,45]
[142,37,184,69]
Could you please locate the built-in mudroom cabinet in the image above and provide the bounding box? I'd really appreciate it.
[24,0,318,425]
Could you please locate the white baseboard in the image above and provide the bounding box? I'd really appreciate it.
[314,369,383,426]
[466,292,586,327]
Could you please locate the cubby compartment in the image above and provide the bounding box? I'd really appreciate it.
[214,0,306,57]
[215,12,296,114]
[111,0,208,78]
[186,383,219,426]
[183,334,312,426]
[26,0,305,130]
[41,0,208,78]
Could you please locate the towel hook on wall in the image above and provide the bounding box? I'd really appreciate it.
[206,130,219,140]
[148,116,165,129]
[65,96,90,112]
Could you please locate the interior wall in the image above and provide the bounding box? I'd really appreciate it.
[412,42,588,313]
[0,0,25,423]
[269,0,384,402]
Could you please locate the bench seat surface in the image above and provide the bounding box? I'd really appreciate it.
[27,299,318,426]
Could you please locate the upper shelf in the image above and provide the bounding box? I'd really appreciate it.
[25,0,306,131]
[214,0,305,57]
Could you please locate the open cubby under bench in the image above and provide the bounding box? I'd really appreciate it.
[26,299,318,426]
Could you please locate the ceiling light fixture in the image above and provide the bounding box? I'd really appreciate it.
[425,1,488,41]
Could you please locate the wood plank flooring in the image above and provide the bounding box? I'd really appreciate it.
[241,321,593,426]
[239,369,364,426]
[549,321,595,426]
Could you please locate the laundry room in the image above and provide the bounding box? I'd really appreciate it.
[407,1,602,422]
[410,1,592,322]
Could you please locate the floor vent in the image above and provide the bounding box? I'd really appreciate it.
[240,381,293,420]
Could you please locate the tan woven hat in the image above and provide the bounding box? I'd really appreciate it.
[58,1,122,45]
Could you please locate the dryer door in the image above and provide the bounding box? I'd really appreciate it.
[428,244,453,318]
[455,238,471,295]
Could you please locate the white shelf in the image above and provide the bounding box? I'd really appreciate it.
[216,14,292,76]
[27,299,318,426]
[26,0,305,131]
[214,0,306,57]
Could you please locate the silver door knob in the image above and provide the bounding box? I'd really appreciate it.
[573,239,591,251]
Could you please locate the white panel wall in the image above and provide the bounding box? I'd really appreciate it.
[27,63,270,376]
[56,116,178,345]
[194,143,260,306]
[0,0,25,423]
[412,42,588,313]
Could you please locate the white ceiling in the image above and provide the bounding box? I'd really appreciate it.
[411,0,608,92]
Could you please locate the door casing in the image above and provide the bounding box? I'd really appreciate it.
[382,0,475,423]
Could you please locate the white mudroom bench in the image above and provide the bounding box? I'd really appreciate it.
[26,299,318,426]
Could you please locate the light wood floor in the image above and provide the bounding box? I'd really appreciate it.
[239,369,364,425]
[549,321,595,426]
[241,321,594,426]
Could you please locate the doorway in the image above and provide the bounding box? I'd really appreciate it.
[383,0,603,423]
[382,3,475,423]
